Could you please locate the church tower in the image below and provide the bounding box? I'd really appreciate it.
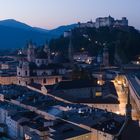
[44,41,51,63]
[125,87,132,120]
[27,41,35,62]
[44,41,49,53]
[103,46,109,66]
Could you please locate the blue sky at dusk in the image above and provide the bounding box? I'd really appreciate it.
[0,0,139,29]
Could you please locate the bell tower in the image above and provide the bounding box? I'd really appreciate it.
[44,41,49,53]
[44,41,51,63]
[27,41,35,62]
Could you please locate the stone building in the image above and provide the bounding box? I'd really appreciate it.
[95,15,114,28]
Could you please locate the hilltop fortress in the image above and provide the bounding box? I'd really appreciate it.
[77,16,128,28]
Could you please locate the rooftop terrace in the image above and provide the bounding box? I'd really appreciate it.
[63,107,125,135]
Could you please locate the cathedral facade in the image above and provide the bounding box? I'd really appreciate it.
[17,42,65,86]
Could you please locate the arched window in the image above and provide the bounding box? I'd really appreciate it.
[43,78,46,84]
[25,71,28,76]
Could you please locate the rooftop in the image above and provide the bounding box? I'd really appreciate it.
[28,62,65,71]
[48,81,119,104]
[63,107,125,135]
[0,85,88,115]
[53,79,97,90]
[50,120,91,140]
[11,111,38,121]
[119,120,140,140]
[0,101,25,112]
[36,49,48,59]
[20,121,49,132]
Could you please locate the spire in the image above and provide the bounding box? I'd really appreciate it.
[44,40,51,63]
[27,41,35,62]
[44,41,48,53]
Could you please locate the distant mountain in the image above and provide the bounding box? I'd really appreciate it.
[0,19,32,30]
[0,19,76,49]
[33,27,49,33]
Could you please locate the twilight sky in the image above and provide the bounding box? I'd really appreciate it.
[0,0,139,29]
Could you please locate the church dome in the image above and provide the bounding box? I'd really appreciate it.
[36,49,48,59]
[22,61,30,69]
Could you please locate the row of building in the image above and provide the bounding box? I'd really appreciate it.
[0,84,138,140]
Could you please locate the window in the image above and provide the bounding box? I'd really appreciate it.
[43,78,46,84]
[55,78,59,83]
[31,79,34,83]
[95,92,102,97]
[42,72,47,76]
[25,71,28,76]
[19,81,20,84]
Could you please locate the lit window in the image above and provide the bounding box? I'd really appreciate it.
[96,92,102,96]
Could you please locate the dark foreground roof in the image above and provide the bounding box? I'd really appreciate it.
[75,97,119,104]
[50,81,119,104]
[54,79,97,90]
[50,121,91,140]
[119,120,140,140]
